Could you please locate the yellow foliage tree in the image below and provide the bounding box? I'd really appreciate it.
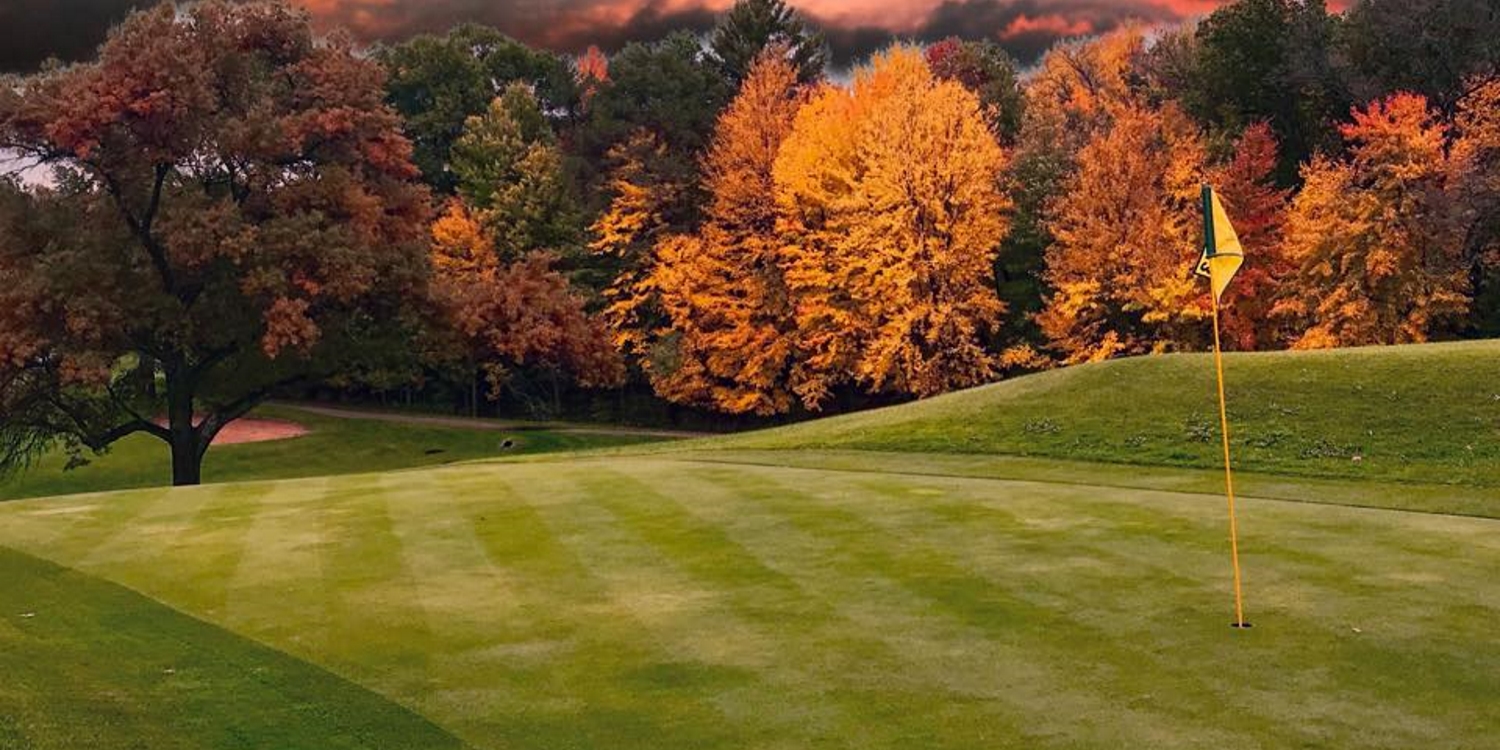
[775,46,1011,407]
[645,53,806,415]
[1037,102,1210,363]
[1277,93,1469,348]
[588,130,694,359]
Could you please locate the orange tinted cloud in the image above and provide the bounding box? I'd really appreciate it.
[3,0,1355,73]
[1000,13,1095,39]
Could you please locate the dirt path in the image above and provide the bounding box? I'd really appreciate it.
[271,402,709,440]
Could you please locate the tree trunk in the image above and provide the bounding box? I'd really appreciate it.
[170,431,203,486]
[166,376,203,487]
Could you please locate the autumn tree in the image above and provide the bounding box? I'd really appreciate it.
[924,37,1026,143]
[427,201,621,401]
[585,35,731,361]
[1037,103,1210,363]
[709,0,828,87]
[1450,76,1500,334]
[999,28,1151,352]
[376,24,579,192]
[451,83,583,267]
[0,2,429,485]
[1277,93,1470,348]
[641,52,805,415]
[576,45,610,106]
[775,46,1011,407]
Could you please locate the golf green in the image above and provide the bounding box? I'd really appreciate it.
[1,452,1496,748]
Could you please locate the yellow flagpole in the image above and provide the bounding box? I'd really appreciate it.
[1210,292,1248,628]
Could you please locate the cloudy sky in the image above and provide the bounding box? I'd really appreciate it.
[2,0,1259,73]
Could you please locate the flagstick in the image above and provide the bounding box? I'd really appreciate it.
[1210,293,1248,629]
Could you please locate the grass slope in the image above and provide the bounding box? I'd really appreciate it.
[710,340,1500,486]
[0,405,662,501]
[1,456,1497,748]
[0,544,467,750]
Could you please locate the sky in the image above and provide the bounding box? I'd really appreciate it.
[1,0,1248,73]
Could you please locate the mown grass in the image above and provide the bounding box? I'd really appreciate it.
[1,454,1496,749]
[0,543,467,750]
[707,340,1500,486]
[0,405,663,501]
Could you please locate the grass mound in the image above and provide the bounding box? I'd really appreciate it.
[714,340,1500,486]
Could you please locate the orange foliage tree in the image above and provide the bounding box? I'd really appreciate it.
[429,201,621,395]
[643,53,806,414]
[774,46,1011,407]
[1037,103,1209,363]
[1450,76,1500,333]
[589,130,696,359]
[576,45,610,105]
[1277,93,1469,348]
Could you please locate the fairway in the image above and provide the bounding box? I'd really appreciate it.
[2,451,1496,748]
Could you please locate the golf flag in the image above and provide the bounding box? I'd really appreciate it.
[1195,185,1244,304]
[1197,182,1250,630]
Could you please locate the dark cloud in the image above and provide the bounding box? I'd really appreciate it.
[1,0,1230,74]
[0,0,149,72]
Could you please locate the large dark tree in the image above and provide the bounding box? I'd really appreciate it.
[0,1,430,485]
[1187,0,1348,181]
[376,24,579,193]
[708,0,828,86]
[581,32,733,162]
[1342,0,1500,108]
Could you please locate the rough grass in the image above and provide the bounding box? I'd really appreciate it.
[704,340,1500,486]
[0,405,663,501]
[1,454,1497,749]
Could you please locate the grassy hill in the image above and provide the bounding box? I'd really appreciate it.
[709,340,1500,486]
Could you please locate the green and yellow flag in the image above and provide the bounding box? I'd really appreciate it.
[1195,184,1244,304]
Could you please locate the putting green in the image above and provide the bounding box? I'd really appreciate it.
[1,452,1496,748]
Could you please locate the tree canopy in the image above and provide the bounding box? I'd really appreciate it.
[709,0,828,86]
[0,1,430,484]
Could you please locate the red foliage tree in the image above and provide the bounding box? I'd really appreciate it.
[428,201,622,399]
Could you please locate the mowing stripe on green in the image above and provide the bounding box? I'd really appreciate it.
[0,545,469,750]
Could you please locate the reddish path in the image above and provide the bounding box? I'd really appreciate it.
[152,417,311,445]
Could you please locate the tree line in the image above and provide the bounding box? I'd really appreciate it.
[1,0,1497,483]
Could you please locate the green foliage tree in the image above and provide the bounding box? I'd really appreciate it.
[1187,0,1348,181]
[0,2,430,485]
[1342,0,1500,107]
[451,83,582,266]
[376,24,578,193]
[581,32,733,160]
[708,0,828,87]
